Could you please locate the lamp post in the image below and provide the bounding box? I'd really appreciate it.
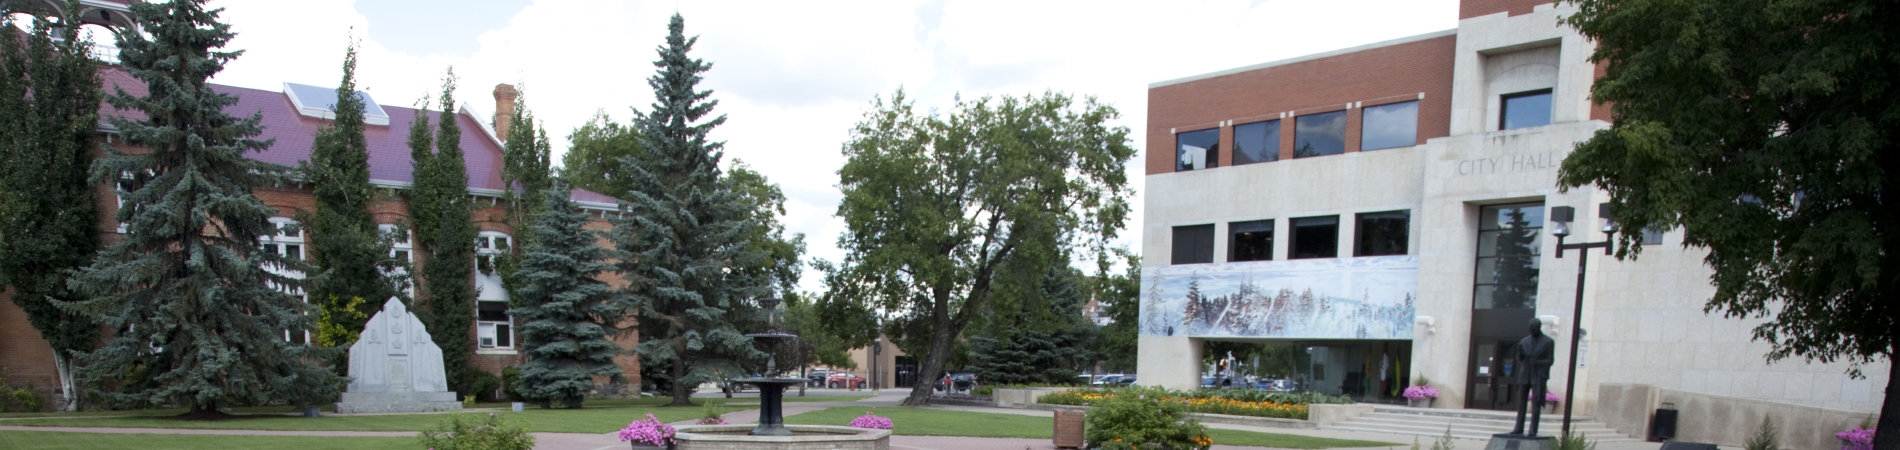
[1547,204,1615,438]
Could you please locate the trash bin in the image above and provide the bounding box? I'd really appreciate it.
[1054,409,1085,449]
[1649,402,1678,441]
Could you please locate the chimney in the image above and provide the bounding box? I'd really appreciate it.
[492,84,518,143]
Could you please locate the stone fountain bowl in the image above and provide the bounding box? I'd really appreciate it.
[673,424,891,450]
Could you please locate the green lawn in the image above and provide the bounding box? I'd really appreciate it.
[0,431,416,450]
[783,407,1398,449]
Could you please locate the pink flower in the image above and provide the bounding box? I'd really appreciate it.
[619,413,676,446]
[848,413,893,429]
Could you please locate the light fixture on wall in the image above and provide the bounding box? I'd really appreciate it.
[1538,315,1561,336]
[1414,316,1436,335]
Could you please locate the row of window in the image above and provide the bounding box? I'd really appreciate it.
[1175,89,1557,172]
[260,218,518,350]
[1170,210,1411,265]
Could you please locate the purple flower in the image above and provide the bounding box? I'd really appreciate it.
[1403,385,1439,400]
[1835,428,1875,450]
[619,413,677,446]
[848,413,893,429]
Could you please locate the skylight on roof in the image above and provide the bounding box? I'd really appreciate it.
[283,82,391,126]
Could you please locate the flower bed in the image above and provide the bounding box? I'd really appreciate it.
[1038,387,1350,420]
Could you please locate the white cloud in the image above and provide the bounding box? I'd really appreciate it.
[205,0,1458,292]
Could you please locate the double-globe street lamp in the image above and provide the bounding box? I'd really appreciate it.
[1547,203,1618,438]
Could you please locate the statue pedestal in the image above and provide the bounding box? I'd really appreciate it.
[335,391,462,414]
[1484,434,1554,450]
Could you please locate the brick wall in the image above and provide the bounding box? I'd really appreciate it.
[1146,34,1457,175]
[1460,0,1553,19]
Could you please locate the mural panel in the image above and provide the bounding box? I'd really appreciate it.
[1139,256,1417,339]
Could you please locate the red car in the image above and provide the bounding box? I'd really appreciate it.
[826,372,866,389]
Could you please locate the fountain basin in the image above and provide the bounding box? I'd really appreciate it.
[673,424,891,450]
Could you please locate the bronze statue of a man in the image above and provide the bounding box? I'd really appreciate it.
[1509,318,1556,436]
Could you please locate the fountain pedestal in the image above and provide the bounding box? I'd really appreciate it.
[732,377,805,436]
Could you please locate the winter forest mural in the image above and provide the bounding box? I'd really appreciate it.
[1139,256,1418,339]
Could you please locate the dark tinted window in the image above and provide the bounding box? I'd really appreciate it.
[1361,101,1418,150]
[1233,120,1280,165]
[1355,210,1410,256]
[1228,220,1274,262]
[1501,89,1552,130]
[1289,216,1339,259]
[477,300,511,322]
[1176,128,1219,171]
[1171,224,1215,264]
[1293,111,1346,158]
[1474,203,1543,309]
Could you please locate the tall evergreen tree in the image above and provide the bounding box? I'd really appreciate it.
[499,89,552,222]
[0,1,104,412]
[510,180,626,409]
[412,70,478,391]
[300,40,397,347]
[613,13,769,406]
[61,0,342,415]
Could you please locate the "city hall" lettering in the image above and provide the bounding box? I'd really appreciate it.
[1454,151,1565,176]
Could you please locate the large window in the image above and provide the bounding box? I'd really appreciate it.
[1228,220,1274,262]
[1288,216,1339,259]
[1293,110,1346,158]
[475,232,513,349]
[1500,89,1552,130]
[262,217,308,344]
[1474,203,1543,309]
[1176,128,1219,171]
[1232,120,1280,165]
[1355,210,1410,256]
[1360,101,1418,150]
[1171,224,1215,265]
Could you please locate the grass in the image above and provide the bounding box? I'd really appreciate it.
[0,431,416,450]
[3,402,737,433]
[783,407,1398,449]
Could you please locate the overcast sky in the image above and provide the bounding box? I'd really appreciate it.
[195,0,1460,293]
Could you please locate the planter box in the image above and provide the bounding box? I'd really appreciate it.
[1408,398,1433,408]
[1054,409,1085,449]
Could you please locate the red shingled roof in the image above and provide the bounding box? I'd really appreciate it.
[98,68,621,207]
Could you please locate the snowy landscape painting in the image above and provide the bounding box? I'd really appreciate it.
[1139,256,1418,340]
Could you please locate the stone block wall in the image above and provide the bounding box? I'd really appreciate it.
[1596,383,1877,450]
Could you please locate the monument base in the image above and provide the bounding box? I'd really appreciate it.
[335,391,463,414]
[1484,434,1554,450]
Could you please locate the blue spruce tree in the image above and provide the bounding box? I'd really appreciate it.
[613,13,770,406]
[63,0,342,416]
[511,180,627,408]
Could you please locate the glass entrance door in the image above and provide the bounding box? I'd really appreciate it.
[1466,340,1524,410]
[1466,203,1543,410]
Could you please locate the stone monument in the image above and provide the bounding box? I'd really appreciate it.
[1485,318,1556,450]
[334,298,462,413]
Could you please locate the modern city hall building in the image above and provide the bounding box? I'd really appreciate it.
[1136,0,1886,443]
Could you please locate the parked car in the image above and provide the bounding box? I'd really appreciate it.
[719,375,759,393]
[950,372,978,392]
[806,370,830,388]
[1091,374,1125,386]
[826,372,866,389]
[1116,375,1137,386]
[1255,379,1299,392]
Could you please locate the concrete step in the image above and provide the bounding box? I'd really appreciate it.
[1325,407,1639,443]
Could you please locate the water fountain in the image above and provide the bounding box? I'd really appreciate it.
[669,296,891,449]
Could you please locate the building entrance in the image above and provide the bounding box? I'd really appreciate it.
[1466,203,1543,410]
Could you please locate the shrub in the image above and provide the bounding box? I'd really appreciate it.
[466,370,503,402]
[848,412,893,429]
[620,413,676,446]
[416,412,536,450]
[500,366,525,402]
[1082,387,1210,450]
[972,385,994,397]
[1553,431,1597,450]
[1743,417,1779,450]
[697,401,727,425]
[13,387,43,412]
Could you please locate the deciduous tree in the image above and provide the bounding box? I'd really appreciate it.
[1559,0,1898,443]
[0,1,104,412]
[829,89,1135,405]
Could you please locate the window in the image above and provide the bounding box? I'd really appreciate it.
[1228,220,1274,262]
[1288,216,1339,259]
[261,217,309,344]
[1360,101,1418,151]
[1355,210,1410,256]
[1501,89,1553,130]
[1293,110,1346,158]
[1170,225,1215,265]
[114,170,153,233]
[1640,227,1664,245]
[1474,203,1543,309]
[1232,120,1280,165]
[1175,128,1219,171]
[381,224,415,297]
[475,232,513,349]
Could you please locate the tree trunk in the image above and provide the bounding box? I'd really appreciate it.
[1875,356,1898,450]
[902,297,958,406]
[52,351,76,412]
[669,353,693,406]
